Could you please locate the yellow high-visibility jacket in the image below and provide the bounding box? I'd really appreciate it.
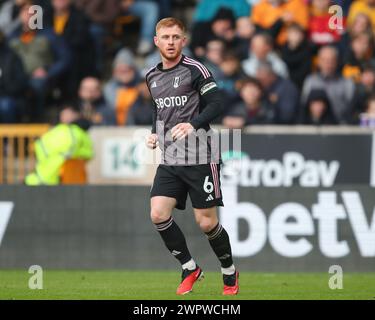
[25,123,94,185]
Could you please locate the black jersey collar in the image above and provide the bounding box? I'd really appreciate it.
[157,55,184,72]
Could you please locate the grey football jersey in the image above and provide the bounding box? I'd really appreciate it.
[146,55,220,165]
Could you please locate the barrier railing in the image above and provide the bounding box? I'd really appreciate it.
[0,125,50,184]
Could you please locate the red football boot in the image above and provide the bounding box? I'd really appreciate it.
[223,271,239,295]
[176,266,204,295]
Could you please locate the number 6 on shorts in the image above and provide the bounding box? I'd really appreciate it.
[203,176,214,193]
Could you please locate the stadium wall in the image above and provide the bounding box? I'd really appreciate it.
[0,185,374,272]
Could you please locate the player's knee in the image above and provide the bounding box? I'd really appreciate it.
[150,208,170,224]
[198,218,216,233]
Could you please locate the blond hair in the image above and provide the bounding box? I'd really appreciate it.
[156,17,186,34]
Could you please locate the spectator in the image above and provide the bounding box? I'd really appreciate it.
[352,65,375,121]
[190,7,238,59]
[25,104,94,185]
[222,76,276,128]
[45,0,96,99]
[281,22,313,90]
[340,12,373,55]
[299,88,338,125]
[8,1,71,120]
[191,0,251,57]
[104,48,141,125]
[75,0,121,76]
[202,41,245,108]
[342,32,375,82]
[0,0,27,36]
[235,16,256,60]
[75,0,119,26]
[120,0,159,55]
[0,30,27,123]
[348,0,375,34]
[348,11,373,36]
[242,32,289,78]
[308,0,344,50]
[251,0,309,46]
[301,45,355,124]
[78,77,116,126]
[256,61,299,124]
[217,52,246,107]
[193,0,251,23]
[367,95,375,118]
[126,79,153,125]
[359,94,375,129]
[202,38,226,80]
[359,93,375,127]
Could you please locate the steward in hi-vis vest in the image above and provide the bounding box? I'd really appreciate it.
[25,112,93,185]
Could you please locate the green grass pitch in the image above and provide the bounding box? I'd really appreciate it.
[0,270,374,300]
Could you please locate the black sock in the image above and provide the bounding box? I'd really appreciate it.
[154,216,192,265]
[205,223,234,268]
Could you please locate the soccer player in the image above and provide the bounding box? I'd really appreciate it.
[145,17,239,295]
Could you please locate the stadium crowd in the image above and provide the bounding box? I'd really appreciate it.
[1,0,375,128]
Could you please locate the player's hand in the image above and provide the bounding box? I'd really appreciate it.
[171,123,194,141]
[146,133,159,149]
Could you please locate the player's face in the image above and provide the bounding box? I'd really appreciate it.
[154,25,186,61]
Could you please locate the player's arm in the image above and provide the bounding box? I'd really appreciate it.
[151,100,157,134]
[189,66,224,129]
[146,101,159,149]
[145,75,158,149]
[189,88,223,130]
[171,66,224,140]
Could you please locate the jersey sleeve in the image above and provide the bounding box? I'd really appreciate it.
[145,72,157,134]
[191,64,219,97]
[188,61,224,129]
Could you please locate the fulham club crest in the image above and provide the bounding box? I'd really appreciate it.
[173,76,180,88]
